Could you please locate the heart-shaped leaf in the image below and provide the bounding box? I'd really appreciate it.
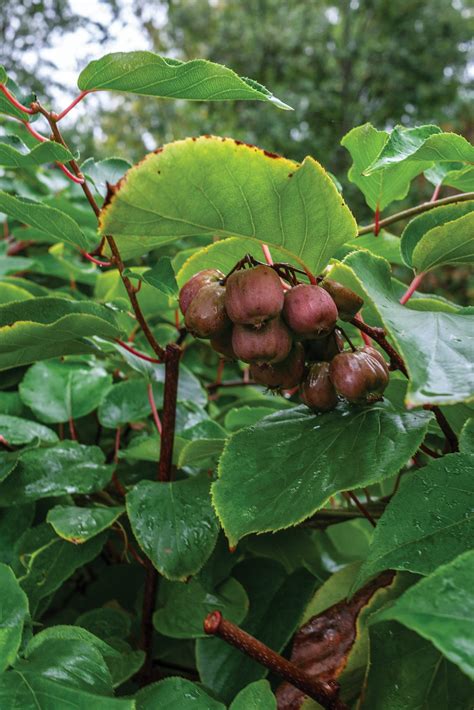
[213,402,431,545]
[0,415,58,445]
[47,505,124,543]
[127,474,220,580]
[100,136,357,271]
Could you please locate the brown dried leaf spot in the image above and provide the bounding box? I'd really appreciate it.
[276,571,394,709]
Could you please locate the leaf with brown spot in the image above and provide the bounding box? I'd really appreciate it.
[276,571,395,710]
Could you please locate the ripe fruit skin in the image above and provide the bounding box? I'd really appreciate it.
[329,347,389,403]
[232,317,292,364]
[225,265,284,327]
[210,329,236,359]
[320,279,363,321]
[184,283,230,338]
[179,269,224,316]
[305,329,344,362]
[300,362,338,412]
[250,343,305,390]
[282,284,338,338]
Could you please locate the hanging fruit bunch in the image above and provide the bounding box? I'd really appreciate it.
[179,255,390,412]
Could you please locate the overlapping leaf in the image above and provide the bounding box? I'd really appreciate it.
[78,51,291,109]
[47,505,124,543]
[213,402,431,545]
[100,136,357,270]
[330,251,474,406]
[354,454,474,591]
[0,563,29,672]
[0,135,73,167]
[0,297,121,370]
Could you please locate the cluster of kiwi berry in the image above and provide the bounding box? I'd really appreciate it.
[179,256,390,412]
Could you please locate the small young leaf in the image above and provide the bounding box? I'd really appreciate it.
[400,201,474,268]
[411,211,474,273]
[81,157,132,199]
[124,256,178,297]
[127,474,220,580]
[47,505,124,543]
[0,563,29,672]
[373,550,474,680]
[78,51,291,110]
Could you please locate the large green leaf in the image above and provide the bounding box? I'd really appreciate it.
[0,297,121,370]
[19,359,111,423]
[196,559,316,703]
[0,563,29,672]
[374,550,474,680]
[0,505,35,565]
[213,402,431,545]
[127,474,219,580]
[0,415,58,445]
[361,621,474,709]
[366,125,474,173]
[0,191,94,251]
[14,524,107,613]
[0,134,73,167]
[100,136,357,270]
[153,575,248,639]
[341,123,428,211]
[47,505,124,543]
[400,201,474,268]
[354,454,474,591]
[331,251,474,406]
[78,51,291,109]
[0,442,113,505]
[411,211,474,273]
[135,677,225,710]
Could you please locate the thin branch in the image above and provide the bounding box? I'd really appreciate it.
[32,102,165,360]
[399,272,426,305]
[0,83,35,114]
[206,378,257,393]
[55,90,91,121]
[114,339,162,364]
[342,491,376,527]
[147,383,162,435]
[357,191,474,236]
[203,612,346,709]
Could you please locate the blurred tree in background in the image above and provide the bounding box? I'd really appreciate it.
[0,0,472,191]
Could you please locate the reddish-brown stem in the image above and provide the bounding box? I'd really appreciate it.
[32,102,166,360]
[423,405,458,453]
[81,251,112,267]
[419,443,440,458]
[261,243,274,265]
[430,183,442,202]
[350,317,406,375]
[355,312,372,347]
[114,339,162,364]
[68,417,77,441]
[357,191,474,236]
[399,272,425,305]
[21,119,47,142]
[203,612,346,709]
[147,383,162,435]
[343,491,376,527]
[374,204,380,236]
[215,358,225,386]
[0,84,35,114]
[57,163,85,184]
[55,90,91,121]
[158,344,181,482]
